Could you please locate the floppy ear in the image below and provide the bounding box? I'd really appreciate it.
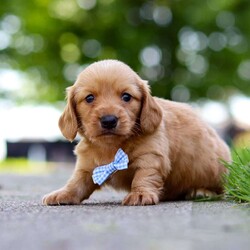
[139,80,162,134]
[58,87,78,142]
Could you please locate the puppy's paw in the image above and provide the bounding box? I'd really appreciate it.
[122,191,159,206]
[42,188,81,206]
[185,188,217,200]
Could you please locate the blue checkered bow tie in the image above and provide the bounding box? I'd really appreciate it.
[92,148,129,185]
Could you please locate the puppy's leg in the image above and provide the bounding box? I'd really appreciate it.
[185,188,218,200]
[122,156,165,206]
[43,158,96,205]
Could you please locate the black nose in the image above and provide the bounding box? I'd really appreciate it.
[100,115,118,129]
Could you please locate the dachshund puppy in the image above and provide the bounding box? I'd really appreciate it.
[43,60,231,206]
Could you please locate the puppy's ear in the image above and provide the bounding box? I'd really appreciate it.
[58,87,78,142]
[139,80,162,134]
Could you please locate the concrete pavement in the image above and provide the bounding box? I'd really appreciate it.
[0,166,249,250]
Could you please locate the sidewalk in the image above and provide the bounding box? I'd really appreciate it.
[0,166,249,250]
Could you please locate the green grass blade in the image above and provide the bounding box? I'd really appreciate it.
[223,148,250,203]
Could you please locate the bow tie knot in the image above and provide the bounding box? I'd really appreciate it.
[92,149,129,185]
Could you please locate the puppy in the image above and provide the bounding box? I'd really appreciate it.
[43,60,231,206]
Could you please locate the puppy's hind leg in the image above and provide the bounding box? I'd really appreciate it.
[185,188,218,200]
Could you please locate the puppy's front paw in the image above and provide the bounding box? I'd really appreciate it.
[122,191,159,206]
[42,188,81,206]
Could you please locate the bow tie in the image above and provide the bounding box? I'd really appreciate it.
[92,148,129,185]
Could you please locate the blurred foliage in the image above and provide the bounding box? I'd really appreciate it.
[0,0,250,103]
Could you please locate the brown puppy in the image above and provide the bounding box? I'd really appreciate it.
[43,60,231,206]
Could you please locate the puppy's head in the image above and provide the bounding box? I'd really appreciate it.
[59,60,162,144]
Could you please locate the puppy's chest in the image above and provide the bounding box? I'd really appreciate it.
[94,155,114,167]
[105,163,134,191]
[94,154,135,190]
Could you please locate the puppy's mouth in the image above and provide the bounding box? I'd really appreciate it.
[98,127,129,138]
[100,130,118,136]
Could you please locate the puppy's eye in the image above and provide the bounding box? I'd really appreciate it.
[121,93,132,102]
[85,94,95,103]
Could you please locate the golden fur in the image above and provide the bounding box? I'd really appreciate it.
[43,60,231,206]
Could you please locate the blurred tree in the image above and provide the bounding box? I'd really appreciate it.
[0,0,249,103]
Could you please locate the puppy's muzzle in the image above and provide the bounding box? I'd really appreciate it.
[100,115,118,129]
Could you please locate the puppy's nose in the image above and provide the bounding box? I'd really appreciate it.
[100,115,118,129]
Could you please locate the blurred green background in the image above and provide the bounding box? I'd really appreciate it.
[1,0,250,102]
[0,0,250,164]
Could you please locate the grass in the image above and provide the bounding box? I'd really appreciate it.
[0,158,53,174]
[223,148,250,203]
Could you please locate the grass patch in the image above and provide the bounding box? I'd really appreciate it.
[0,158,52,174]
[223,148,250,203]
